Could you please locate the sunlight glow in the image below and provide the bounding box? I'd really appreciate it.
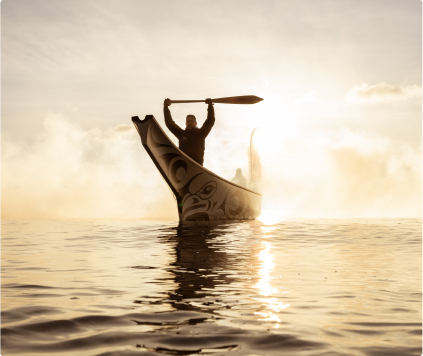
[254,239,290,327]
[255,241,278,296]
[261,226,277,234]
[258,209,284,225]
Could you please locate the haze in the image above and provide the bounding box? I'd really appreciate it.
[2,0,421,219]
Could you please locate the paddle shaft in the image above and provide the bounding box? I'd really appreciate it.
[170,100,205,103]
[169,95,263,105]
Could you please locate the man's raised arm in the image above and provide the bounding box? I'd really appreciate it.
[163,98,183,137]
[200,98,215,136]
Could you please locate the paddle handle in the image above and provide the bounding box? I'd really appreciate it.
[170,100,205,104]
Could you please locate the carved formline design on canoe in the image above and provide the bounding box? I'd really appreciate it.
[132,115,262,222]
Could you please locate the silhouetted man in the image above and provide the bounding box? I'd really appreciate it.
[164,98,215,166]
[231,168,248,188]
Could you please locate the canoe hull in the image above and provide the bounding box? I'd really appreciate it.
[132,115,261,222]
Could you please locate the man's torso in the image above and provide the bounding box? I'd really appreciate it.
[179,128,206,165]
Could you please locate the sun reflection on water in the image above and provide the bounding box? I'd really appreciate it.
[256,241,278,296]
[254,238,290,327]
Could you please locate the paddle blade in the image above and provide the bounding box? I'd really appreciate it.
[212,95,263,105]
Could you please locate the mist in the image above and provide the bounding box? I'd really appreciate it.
[256,127,421,219]
[1,115,177,219]
[1,115,421,219]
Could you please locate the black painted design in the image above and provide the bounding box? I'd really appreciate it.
[132,115,261,221]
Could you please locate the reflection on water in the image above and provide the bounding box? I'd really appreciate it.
[254,239,289,327]
[161,223,292,331]
[1,219,422,356]
[158,224,238,317]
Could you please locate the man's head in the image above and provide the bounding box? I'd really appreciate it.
[186,115,197,129]
[236,168,242,175]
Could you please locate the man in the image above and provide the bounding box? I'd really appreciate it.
[231,168,248,188]
[163,98,215,166]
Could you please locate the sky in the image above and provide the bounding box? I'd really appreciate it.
[2,0,422,219]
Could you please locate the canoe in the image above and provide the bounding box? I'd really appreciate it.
[132,115,262,222]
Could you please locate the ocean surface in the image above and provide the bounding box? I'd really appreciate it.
[1,218,422,356]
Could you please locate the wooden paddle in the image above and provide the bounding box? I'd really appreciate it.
[170,95,263,105]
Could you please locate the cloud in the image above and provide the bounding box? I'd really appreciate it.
[110,124,134,134]
[345,82,422,103]
[294,91,316,105]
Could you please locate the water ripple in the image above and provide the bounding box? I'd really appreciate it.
[1,218,421,355]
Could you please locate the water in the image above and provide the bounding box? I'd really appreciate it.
[1,218,421,356]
